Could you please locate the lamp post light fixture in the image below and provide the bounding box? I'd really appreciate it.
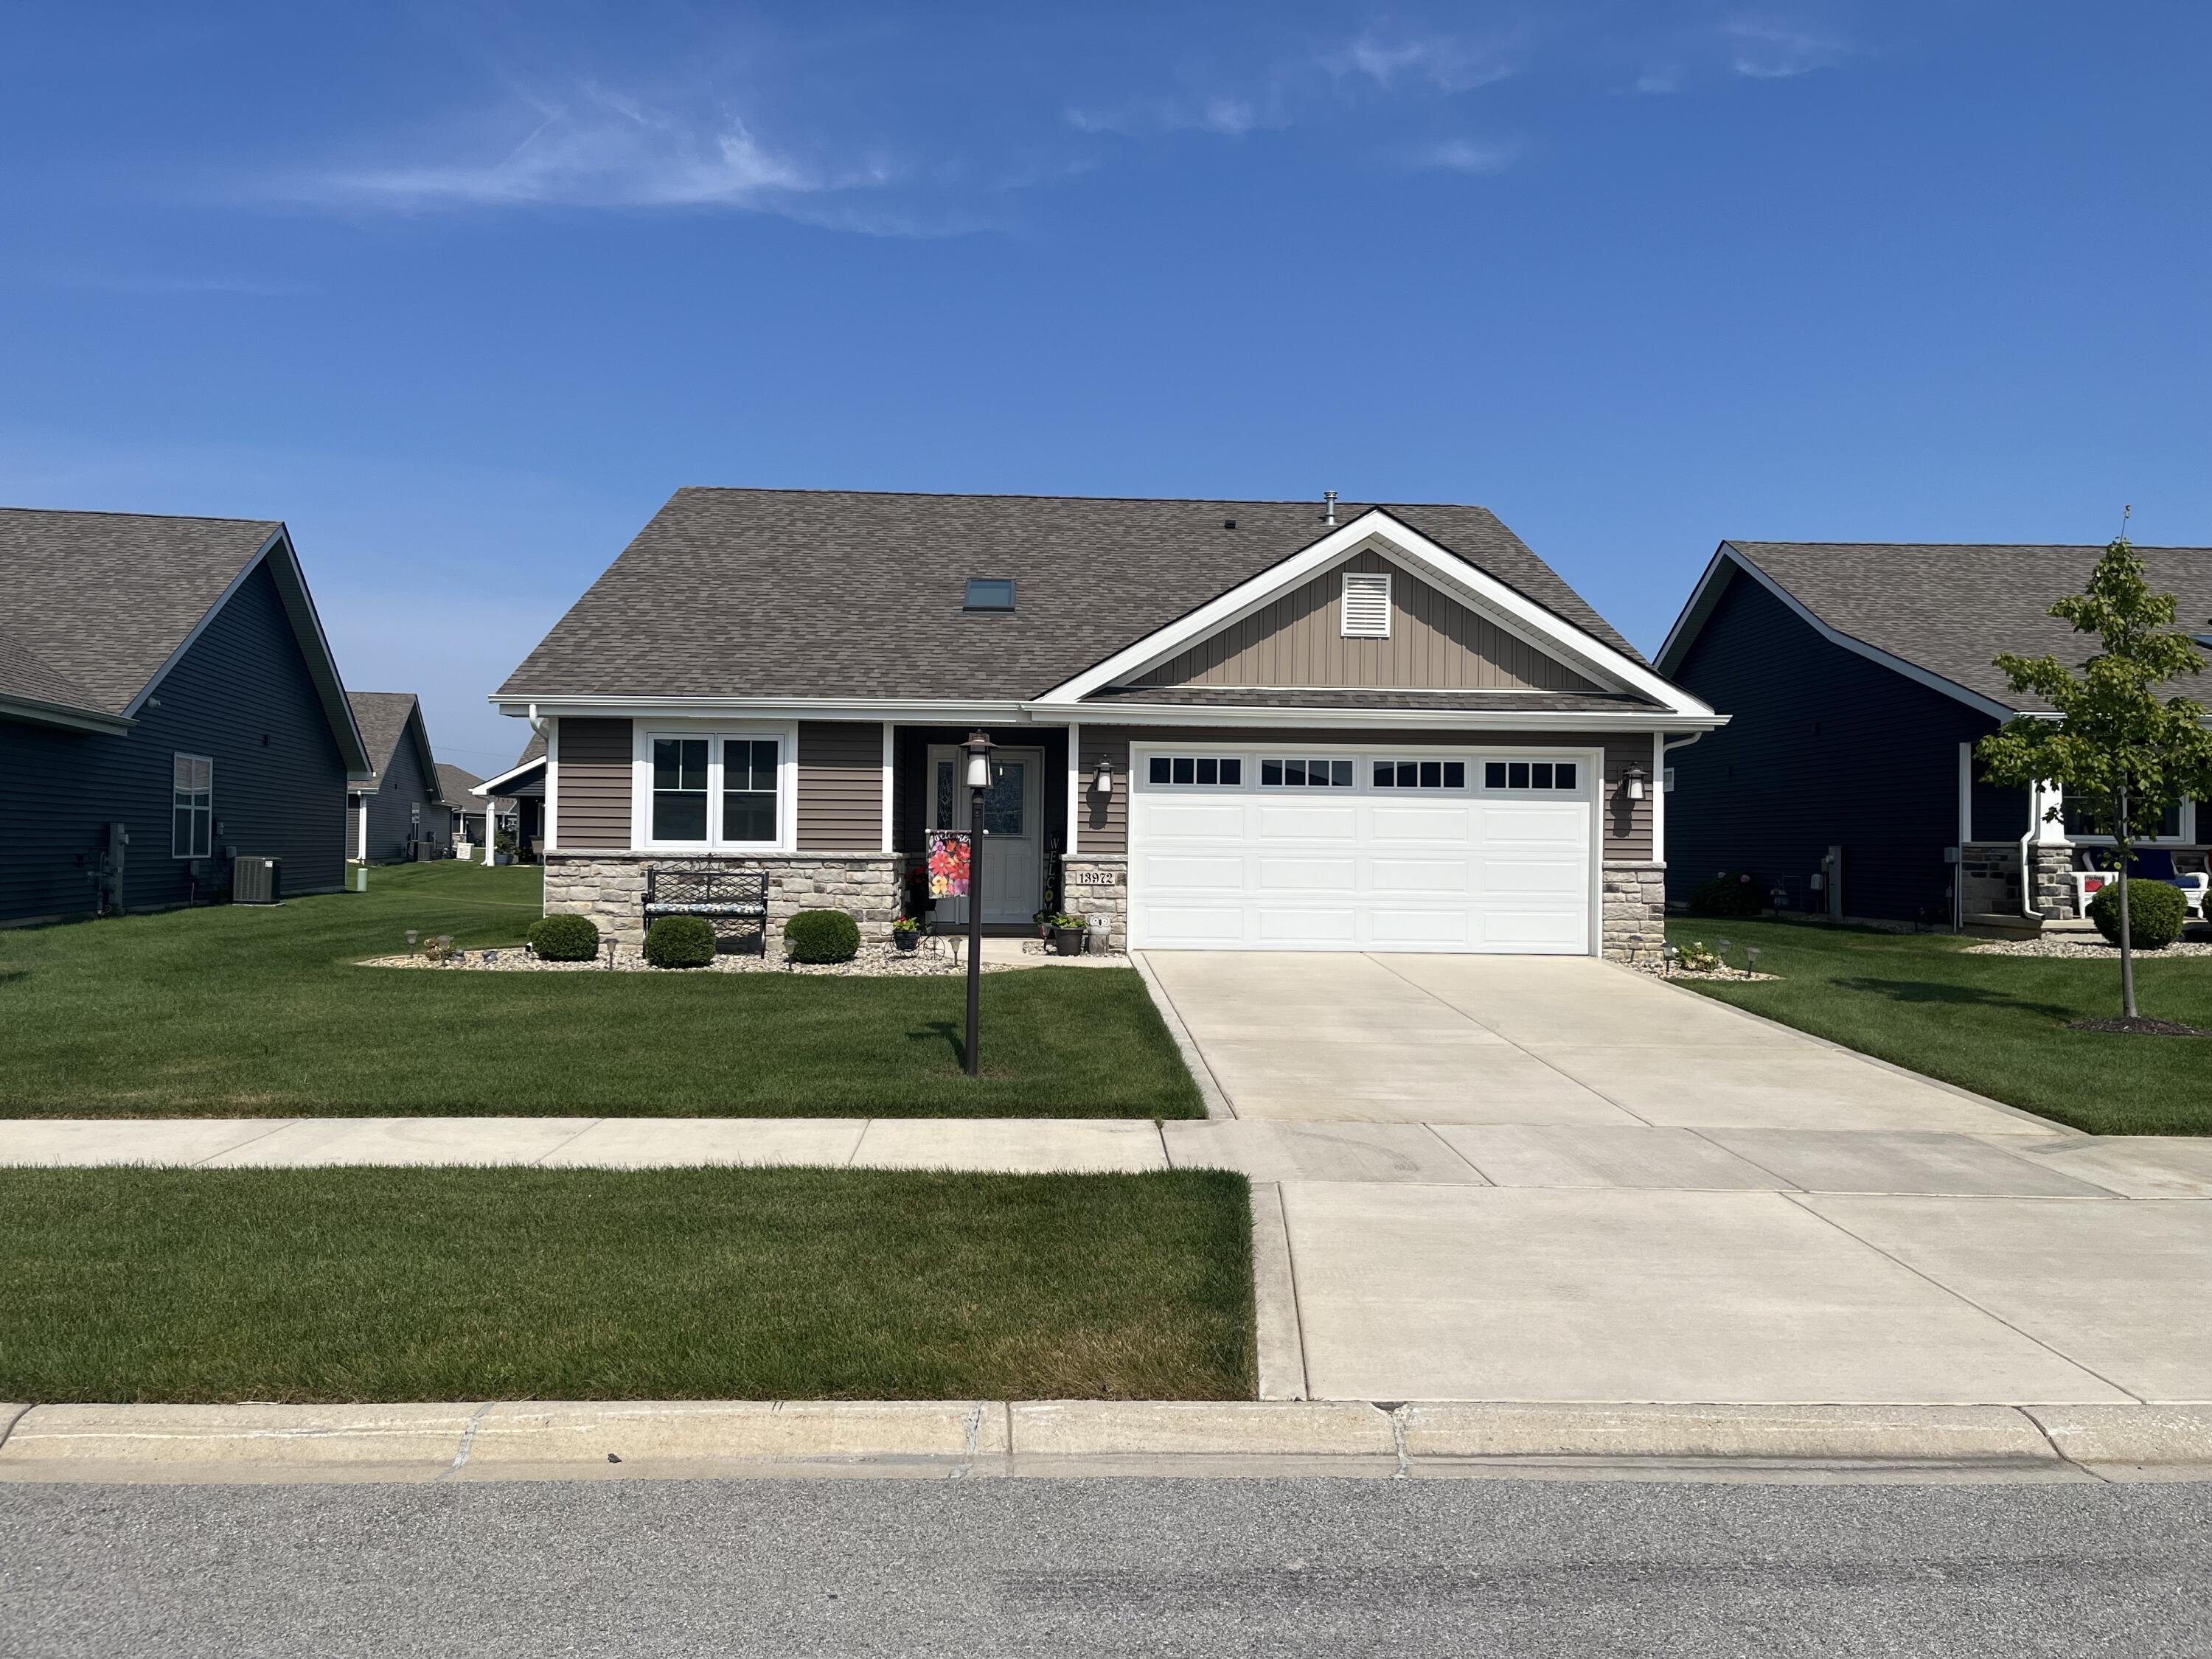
[1092,757,1113,795]
[962,729,996,1077]
[1624,764,1648,801]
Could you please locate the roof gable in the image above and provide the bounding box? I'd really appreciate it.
[0,507,370,768]
[494,487,1651,706]
[1133,546,1605,695]
[347,691,442,799]
[1660,541,2212,717]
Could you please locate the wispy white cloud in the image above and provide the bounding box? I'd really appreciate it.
[1723,17,1851,80]
[268,84,895,215]
[1634,64,1683,95]
[1326,32,1520,94]
[1065,91,1279,139]
[1404,136,1524,175]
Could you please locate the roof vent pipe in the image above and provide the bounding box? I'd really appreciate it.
[1323,490,1338,526]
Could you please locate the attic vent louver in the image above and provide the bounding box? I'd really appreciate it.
[1340,571,1391,639]
[963,578,1015,612]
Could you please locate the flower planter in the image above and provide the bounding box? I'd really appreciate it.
[893,931,920,954]
[1051,926,1085,956]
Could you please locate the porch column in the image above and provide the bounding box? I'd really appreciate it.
[1065,721,1082,858]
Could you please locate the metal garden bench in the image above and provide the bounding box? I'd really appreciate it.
[644,859,769,955]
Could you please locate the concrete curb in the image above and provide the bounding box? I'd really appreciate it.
[4,1399,2207,1484]
[1130,953,1237,1121]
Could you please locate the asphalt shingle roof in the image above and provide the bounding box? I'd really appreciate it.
[1085,686,1660,714]
[345,691,422,781]
[437,763,484,807]
[495,489,1646,702]
[1719,542,2212,714]
[0,508,283,717]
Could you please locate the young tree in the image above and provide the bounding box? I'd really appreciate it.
[1978,533,2212,1020]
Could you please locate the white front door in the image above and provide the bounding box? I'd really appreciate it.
[929,746,1043,925]
[1128,747,1595,953]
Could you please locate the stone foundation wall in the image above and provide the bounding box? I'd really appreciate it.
[1601,862,1667,964]
[543,852,902,948]
[1061,855,1128,953]
[1960,841,2024,917]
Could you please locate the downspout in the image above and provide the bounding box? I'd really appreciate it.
[1658,732,1703,914]
[2019,780,2047,923]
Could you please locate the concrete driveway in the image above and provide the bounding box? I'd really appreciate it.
[1141,951,2212,1405]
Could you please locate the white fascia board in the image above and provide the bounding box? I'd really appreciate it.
[1660,544,2021,724]
[1033,509,1714,717]
[1046,701,1724,732]
[476,757,547,796]
[490,696,1038,725]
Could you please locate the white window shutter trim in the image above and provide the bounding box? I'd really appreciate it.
[1340,571,1391,638]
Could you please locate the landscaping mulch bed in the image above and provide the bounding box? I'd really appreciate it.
[364,939,1130,977]
[2066,1015,2211,1038]
[1967,936,2212,959]
[1635,964,1779,984]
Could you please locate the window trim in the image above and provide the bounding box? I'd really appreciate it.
[632,721,798,852]
[171,752,214,860]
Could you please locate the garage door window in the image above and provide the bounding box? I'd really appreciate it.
[1146,755,1244,787]
[1374,759,1465,790]
[1261,758,1354,788]
[1484,760,1578,790]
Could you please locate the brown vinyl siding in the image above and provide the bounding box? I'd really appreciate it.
[797,721,885,850]
[552,717,633,849]
[1136,551,1601,693]
[1077,726,1653,862]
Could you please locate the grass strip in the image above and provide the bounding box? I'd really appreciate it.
[1666,917,2212,1135]
[0,1166,1255,1403]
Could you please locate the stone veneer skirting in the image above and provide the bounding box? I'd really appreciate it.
[543,852,902,947]
[1602,862,1667,964]
[1060,855,1129,953]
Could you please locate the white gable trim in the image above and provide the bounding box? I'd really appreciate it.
[1034,509,1711,717]
[1658,544,2018,723]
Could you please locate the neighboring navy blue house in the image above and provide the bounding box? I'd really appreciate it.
[345,691,450,863]
[1657,541,2212,928]
[0,508,372,926]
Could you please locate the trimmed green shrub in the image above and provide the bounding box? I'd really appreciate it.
[2087,879,2188,951]
[1691,870,1762,917]
[784,909,861,964]
[644,915,717,969]
[527,914,601,962]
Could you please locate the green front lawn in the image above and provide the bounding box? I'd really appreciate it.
[0,863,1202,1119]
[0,1166,1254,1402]
[1666,917,2212,1135]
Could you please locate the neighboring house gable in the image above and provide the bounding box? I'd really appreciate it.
[347,692,448,863]
[1,547,359,922]
[1134,549,1604,693]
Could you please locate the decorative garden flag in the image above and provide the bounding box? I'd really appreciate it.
[928,830,970,897]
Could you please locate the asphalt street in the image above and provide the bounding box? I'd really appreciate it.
[4,1476,2209,1657]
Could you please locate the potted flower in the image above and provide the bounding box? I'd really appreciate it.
[1048,911,1088,956]
[891,915,922,954]
[1032,908,1053,940]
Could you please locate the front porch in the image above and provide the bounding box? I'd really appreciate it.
[1961,839,2212,931]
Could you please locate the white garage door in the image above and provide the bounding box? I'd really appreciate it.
[1127,748,1594,954]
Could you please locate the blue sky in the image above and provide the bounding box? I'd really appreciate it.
[2,1,2205,773]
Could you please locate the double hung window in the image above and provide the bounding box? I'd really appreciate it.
[650,735,781,846]
[172,754,212,858]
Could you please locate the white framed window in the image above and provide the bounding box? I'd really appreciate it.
[1144,754,1245,788]
[1481,759,1582,793]
[637,726,793,849]
[1261,757,1356,788]
[172,754,213,858]
[1340,571,1391,638]
[1373,759,1467,790]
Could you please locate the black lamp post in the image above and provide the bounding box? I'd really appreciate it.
[962,729,995,1077]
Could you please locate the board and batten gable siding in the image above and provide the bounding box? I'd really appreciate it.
[1135,552,1603,692]
[1664,567,2013,922]
[1079,726,1653,863]
[358,714,446,863]
[0,560,349,925]
[552,718,634,849]
[797,721,885,850]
